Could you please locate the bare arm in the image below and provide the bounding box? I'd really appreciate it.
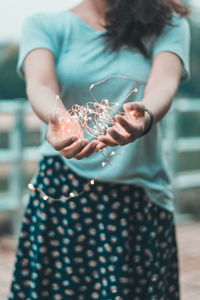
[24,49,61,124]
[98,51,183,146]
[142,51,182,124]
[24,48,101,158]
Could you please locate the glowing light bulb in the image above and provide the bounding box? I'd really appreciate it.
[28,183,35,191]
[28,75,138,203]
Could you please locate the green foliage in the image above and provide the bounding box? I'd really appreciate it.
[178,24,200,97]
[0,43,26,99]
[178,0,200,97]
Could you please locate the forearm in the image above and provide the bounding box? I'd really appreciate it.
[142,80,179,125]
[26,83,60,124]
[141,51,182,126]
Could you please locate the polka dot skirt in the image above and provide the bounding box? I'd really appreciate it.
[9,156,180,300]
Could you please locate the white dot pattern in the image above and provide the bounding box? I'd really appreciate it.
[8,156,180,299]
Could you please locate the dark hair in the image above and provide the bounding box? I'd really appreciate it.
[104,0,189,57]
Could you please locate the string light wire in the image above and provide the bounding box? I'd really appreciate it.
[28,75,138,202]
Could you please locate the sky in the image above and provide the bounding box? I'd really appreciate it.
[0,0,199,43]
[0,0,82,42]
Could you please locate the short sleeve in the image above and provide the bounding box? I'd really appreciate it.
[152,15,191,82]
[16,13,58,80]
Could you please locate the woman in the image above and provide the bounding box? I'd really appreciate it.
[9,0,190,299]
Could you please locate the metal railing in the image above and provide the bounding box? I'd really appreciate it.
[0,99,41,233]
[0,98,200,230]
[163,98,200,190]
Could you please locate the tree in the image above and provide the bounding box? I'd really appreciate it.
[178,0,200,97]
[0,43,26,100]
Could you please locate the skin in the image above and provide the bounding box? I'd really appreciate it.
[24,0,182,160]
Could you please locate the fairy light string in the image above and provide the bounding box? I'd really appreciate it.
[28,75,138,202]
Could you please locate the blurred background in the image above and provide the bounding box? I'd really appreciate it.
[0,0,199,299]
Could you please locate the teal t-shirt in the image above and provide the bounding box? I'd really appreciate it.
[17,10,191,212]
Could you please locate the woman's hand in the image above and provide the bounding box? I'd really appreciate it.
[98,102,150,147]
[46,109,102,160]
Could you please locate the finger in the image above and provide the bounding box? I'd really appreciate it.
[114,115,142,135]
[98,134,119,147]
[60,140,88,159]
[107,128,133,146]
[94,142,107,152]
[47,135,79,151]
[74,141,99,160]
[123,102,145,118]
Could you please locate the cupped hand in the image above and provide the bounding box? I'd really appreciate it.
[46,107,105,160]
[98,102,148,147]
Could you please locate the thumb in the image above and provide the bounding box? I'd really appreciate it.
[55,95,66,112]
[49,111,64,125]
[49,95,66,125]
[123,102,145,117]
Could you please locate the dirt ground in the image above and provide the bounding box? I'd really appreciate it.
[0,221,200,300]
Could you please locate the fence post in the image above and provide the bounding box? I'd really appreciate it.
[165,104,179,213]
[8,103,26,236]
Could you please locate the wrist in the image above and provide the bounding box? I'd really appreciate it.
[144,110,151,132]
[141,107,155,136]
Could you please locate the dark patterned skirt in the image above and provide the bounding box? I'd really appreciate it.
[9,156,180,300]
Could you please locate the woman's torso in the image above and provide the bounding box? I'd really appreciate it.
[34,9,174,212]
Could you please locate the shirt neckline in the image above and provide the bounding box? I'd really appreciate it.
[66,10,107,34]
